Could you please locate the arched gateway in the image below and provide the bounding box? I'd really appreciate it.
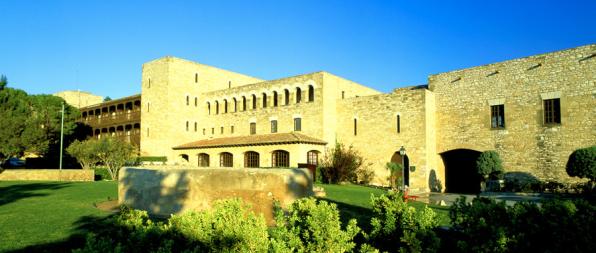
[440,149,482,194]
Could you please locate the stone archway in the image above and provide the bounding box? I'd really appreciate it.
[390,152,410,186]
[440,149,482,193]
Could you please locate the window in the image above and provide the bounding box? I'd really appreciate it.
[147,127,149,137]
[294,118,302,131]
[194,122,197,132]
[180,154,189,162]
[262,93,267,108]
[220,126,224,134]
[231,125,234,134]
[396,115,401,133]
[224,99,228,113]
[353,118,357,136]
[203,128,206,135]
[271,120,278,133]
[490,104,505,128]
[194,97,197,107]
[148,78,151,88]
[308,85,314,102]
[147,102,150,112]
[273,91,278,107]
[198,153,209,167]
[307,151,319,165]
[186,96,189,106]
[220,152,233,167]
[250,122,256,135]
[233,98,237,112]
[212,128,214,134]
[244,151,260,168]
[186,121,189,131]
[195,73,198,83]
[207,102,211,115]
[252,94,257,109]
[296,87,302,103]
[544,98,561,124]
[342,91,345,99]
[242,96,247,111]
[272,150,290,167]
[284,89,290,105]
[215,101,219,114]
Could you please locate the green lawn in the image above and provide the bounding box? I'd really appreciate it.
[0,180,117,252]
[317,183,451,228]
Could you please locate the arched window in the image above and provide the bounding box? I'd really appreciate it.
[307,150,319,165]
[273,91,278,107]
[262,93,267,108]
[252,94,257,109]
[272,150,290,167]
[198,153,209,167]
[215,101,219,114]
[224,99,228,113]
[308,85,314,102]
[296,87,302,103]
[180,154,189,162]
[233,98,237,112]
[284,89,290,105]
[186,95,189,106]
[244,151,260,168]
[220,152,233,167]
[242,96,247,111]
[207,102,211,115]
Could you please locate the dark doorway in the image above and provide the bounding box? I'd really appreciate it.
[440,149,482,194]
[390,152,410,186]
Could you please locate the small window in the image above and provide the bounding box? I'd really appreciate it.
[147,102,150,112]
[233,98,237,112]
[262,93,267,108]
[148,78,151,88]
[294,118,302,131]
[194,122,197,132]
[271,120,278,133]
[194,97,197,107]
[353,118,357,136]
[273,91,278,107]
[397,115,401,133]
[252,95,257,109]
[231,125,234,134]
[490,104,505,128]
[272,150,290,167]
[195,73,198,83]
[224,99,228,113]
[342,91,345,99]
[198,153,209,167]
[250,122,256,135]
[215,101,219,114]
[203,128,206,135]
[186,96,189,106]
[220,152,233,167]
[186,121,189,131]
[207,102,211,115]
[242,96,247,111]
[244,151,260,168]
[212,128,214,134]
[284,89,290,105]
[308,85,314,102]
[146,127,149,137]
[221,126,224,134]
[307,151,319,165]
[296,87,302,103]
[544,98,561,124]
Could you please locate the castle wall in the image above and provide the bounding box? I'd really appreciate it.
[429,44,596,183]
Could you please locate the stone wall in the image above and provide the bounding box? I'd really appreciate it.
[0,169,94,181]
[118,167,314,223]
[429,44,596,183]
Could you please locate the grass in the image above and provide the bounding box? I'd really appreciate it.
[317,183,451,228]
[0,180,117,252]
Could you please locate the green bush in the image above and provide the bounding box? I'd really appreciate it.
[269,198,360,252]
[94,167,113,181]
[385,162,403,189]
[367,191,440,253]
[315,165,324,184]
[320,142,364,184]
[476,151,504,180]
[566,146,596,182]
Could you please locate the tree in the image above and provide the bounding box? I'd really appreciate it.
[385,162,403,189]
[0,87,31,164]
[320,142,363,184]
[566,146,596,183]
[0,75,6,90]
[96,137,135,180]
[476,150,504,181]
[103,96,112,102]
[66,139,100,170]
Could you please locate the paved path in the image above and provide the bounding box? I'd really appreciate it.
[413,191,557,206]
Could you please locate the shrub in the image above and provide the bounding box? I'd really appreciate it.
[167,198,269,252]
[95,137,136,180]
[367,191,440,253]
[66,139,100,170]
[320,142,364,184]
[566,146,596,182]
[269,198,360,252]
[385,162,403,189]
[357,165,376,185]
[476,151,504,181]
[315,165,324,184]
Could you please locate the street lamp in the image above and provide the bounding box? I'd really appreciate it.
[399,146,406,190]
[59,102,64,171]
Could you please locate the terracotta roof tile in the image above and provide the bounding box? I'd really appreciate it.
[173,132,327,149]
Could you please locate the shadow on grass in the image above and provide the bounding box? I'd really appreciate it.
[319,198,375,232]
[0,182,71,207]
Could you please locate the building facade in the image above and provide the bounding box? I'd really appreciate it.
[80,44,596,193]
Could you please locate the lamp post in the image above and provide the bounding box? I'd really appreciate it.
[59,102,64,171]
[399,146,406,190]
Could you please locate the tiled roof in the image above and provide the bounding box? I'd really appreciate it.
[173,132,327,149]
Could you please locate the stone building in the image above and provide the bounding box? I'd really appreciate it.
[54,90,103,108]
[84,44,596,193]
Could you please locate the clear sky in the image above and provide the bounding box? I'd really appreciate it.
[1,0,595,99]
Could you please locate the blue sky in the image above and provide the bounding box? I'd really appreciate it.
[1,0,595,99]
